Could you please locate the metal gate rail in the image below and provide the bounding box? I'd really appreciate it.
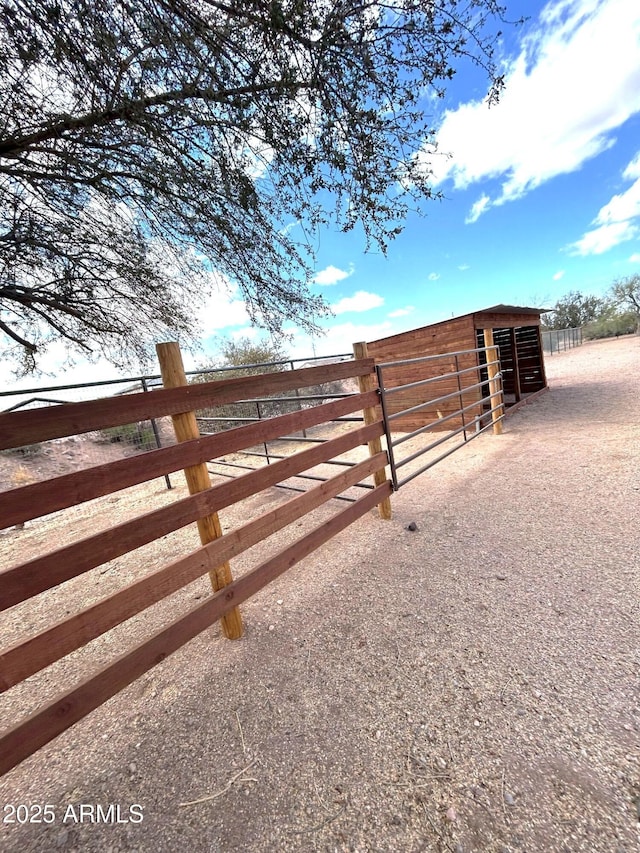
[198,385,371,503]
[375,346,504,490]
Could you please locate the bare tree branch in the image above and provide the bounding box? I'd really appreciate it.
[0,0,515,370]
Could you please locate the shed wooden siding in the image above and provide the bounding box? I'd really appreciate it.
[471,310,545,330]
[366,315,484,432]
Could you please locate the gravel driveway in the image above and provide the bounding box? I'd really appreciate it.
[1,335,638,852]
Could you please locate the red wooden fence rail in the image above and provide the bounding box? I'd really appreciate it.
[0,352,391,776]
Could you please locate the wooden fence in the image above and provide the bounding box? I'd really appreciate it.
[0,346,391,775]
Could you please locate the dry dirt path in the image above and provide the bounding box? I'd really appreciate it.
[1,336,638,853]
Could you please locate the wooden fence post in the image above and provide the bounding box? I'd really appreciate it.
[481,329,504,436]
[352,341,392,519]
[156,341,244,639]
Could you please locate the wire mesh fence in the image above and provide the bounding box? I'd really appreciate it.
[0,383,174,496]
[541,327,583,354]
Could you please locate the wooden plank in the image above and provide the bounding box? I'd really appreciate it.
[472,312,542,329]
[509,327,522,402]
[0,421,384,610]
[366,315,474,353]
[0,481,392,776]
[352,342,392,520]
[0,359,375,450]
[482,331,504,436]
[0,454,387,690]
[503,386,549,414]
[156,341,242,639]
[0,390,379,529]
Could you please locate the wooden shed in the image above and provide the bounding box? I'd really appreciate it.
[365,305,549,432]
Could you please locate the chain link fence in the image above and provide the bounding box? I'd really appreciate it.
[540,327,583,354]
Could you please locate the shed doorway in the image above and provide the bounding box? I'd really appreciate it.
[476,326,546,406]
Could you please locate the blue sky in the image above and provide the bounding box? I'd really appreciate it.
[203,0,640,363]
[274,0,640,360]
[3,0,640,393]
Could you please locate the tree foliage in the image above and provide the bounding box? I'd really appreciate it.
[544,291,605,330]
[545,277,640,338]
[192,336,288,430]
[215,336,289,374]
[610,274,640,328]
[1,0,512,370]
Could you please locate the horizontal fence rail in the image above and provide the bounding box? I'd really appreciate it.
[0,353,355,407]
[0,360,372,450]
[0,352,354,494]
[0,391,378,531]
[0,348,391,775]
[0,339,515,776]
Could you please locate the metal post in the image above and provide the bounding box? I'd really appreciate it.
[141,377,172,490]
[257,401,270,464]
[454,354,468,441]
[375,365,399,491]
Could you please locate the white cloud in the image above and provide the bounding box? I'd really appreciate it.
[287,321,395,360]
[466,195,491,224]
[458,264,470,271]
[629,253,640,262]
[427,272,441,281]
[230,327,259,341]
[419,0,640,218]
[569,221,639,256]
[593,175,640,226]
[331,290,384,314]
[313,264,354,286]
[569,150,640,255]
[278,219,301,236]
[0,341,124,402]
[623,152,640,181]
[200,285,250,335]
[388,306,415,318]
[553,270,565,280]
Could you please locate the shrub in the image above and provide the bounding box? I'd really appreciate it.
[99,422,156,449]
[583,312,638,340]
[1,442,42,458]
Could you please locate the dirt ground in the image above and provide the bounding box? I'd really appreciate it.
[0,335,639,852]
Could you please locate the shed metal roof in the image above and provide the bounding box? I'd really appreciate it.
[474,304,551,316]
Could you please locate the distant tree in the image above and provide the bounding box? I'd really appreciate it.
[194,335,347,431]
[609,274,640,332]
[544,291,605,330]
[193,336,289,429]
[214,337,289,375]
[1,0,516,371]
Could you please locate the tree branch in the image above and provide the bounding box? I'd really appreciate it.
[0,80,302,159]
[0,316,36,352]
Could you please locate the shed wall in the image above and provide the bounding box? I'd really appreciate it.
[367,315,483,432]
